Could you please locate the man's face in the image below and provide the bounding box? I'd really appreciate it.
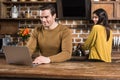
[40,9,56,27]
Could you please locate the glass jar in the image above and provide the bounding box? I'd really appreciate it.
[25,7,31,18]
[20,0,26,2]
[25,12,31,18]
[11,0,18,2]
[30,0,37,1]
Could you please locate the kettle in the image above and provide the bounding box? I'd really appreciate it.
[2,35,12,46]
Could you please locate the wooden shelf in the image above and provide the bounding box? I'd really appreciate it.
[0,18,40,21]
[3,1,56,5]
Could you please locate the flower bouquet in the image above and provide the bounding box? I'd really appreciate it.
[18,27,30,45]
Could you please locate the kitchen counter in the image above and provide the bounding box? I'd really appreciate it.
[0,55,120,80]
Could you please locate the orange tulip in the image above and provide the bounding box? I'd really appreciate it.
[23,28,29,35]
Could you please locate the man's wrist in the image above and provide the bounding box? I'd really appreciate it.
[47,57,51,63]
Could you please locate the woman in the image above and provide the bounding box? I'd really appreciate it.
[81,8,113,62]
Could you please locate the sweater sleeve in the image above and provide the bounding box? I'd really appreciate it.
[82,25,97,50]
[26,27,38,56]
[49,27,72,62]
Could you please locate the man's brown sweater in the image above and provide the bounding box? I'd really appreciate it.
[26,24,72,62]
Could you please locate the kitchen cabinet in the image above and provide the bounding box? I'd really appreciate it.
[92,1,118,20]
[92,0,120,20]
[0,20,18,34]
[116,1,120,19]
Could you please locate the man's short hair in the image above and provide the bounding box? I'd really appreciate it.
[39,4,56,16]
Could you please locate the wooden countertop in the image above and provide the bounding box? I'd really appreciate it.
[0,57,120,80]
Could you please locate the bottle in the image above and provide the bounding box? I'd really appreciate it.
[11,6,18,18]
[25,7,31,18]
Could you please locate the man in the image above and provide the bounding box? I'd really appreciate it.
[26,4,72,64]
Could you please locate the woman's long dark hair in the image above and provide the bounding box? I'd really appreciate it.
[93,8,111,41]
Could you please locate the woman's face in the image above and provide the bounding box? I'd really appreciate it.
[92,14,99,24]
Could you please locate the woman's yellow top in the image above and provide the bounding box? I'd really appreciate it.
[82,25,113,62]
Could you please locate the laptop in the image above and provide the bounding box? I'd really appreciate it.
[2,46,38,67]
